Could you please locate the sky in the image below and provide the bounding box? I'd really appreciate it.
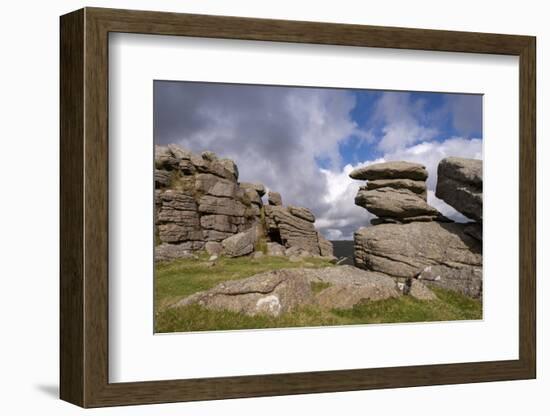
[154,81,483,240]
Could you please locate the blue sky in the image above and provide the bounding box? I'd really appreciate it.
[321,90,482,168]
[154,81,483,239]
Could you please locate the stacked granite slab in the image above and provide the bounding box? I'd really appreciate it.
[154,145,260,261]
[350,161,445,224]
[350,160,483,299]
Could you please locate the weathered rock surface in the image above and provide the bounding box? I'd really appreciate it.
[405,278,438,300]
[355,187,439,220]
[172,266,401,316]
[266,242,286,256]
[354,222,482,298]
[222,228,257,258]
[464,223,482,242]
[155,144,332,260]
[350,161,428,181]
[197,195,247,217]
[156,191,202,243]
[366,178,427,199]
[195,174,240,198]
[317,233,334,257]
[416,264,482,300]
[268,191,283,206]
[204,241,223,256]
[218,158,239,180]
[155,169,171,188]
[350,161,444,224]
[314,266,401,309]
[155,145,179,170]
[436,157,482,222]
[168,144,192,160]
[288,206,316,222]
[240,186,263,206]
[155,243,200,262]
[265,205,328,256]
[370,213,452,225]
[240,182,266,197]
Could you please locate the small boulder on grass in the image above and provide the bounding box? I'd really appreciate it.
[406,278,437,300]
[222,228,256,258]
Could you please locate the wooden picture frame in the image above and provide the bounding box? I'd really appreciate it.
[60,7,536,408]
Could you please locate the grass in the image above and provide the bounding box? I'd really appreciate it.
[154,255,482,333]
[310,281,332,294]
[155,253,334,310]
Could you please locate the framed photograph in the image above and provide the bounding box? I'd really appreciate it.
[60,7,536,408]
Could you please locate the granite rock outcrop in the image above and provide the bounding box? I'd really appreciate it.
[351,158,483,299]
[154,144,333,260]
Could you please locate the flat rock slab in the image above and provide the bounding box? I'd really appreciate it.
[355,187,439,220]
[366,178,427,199]
[172,265,401,316]
[288,206,315,223]
[350,161,428,181]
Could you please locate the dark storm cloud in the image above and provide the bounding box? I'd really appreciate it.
[154,80,359,227]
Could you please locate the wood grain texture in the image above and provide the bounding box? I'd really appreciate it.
[59,7,537,408]
[59,8,84,407]
[518,38,537,376]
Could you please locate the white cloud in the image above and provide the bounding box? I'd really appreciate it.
[370,92,439,152]
[315,165,373,240]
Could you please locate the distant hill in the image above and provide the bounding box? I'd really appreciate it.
[330,240,354,265]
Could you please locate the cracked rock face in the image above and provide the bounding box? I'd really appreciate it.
[436,157,482,222]
[354,222,482,298]
[171,266,401,316]
[264,205,330,256]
